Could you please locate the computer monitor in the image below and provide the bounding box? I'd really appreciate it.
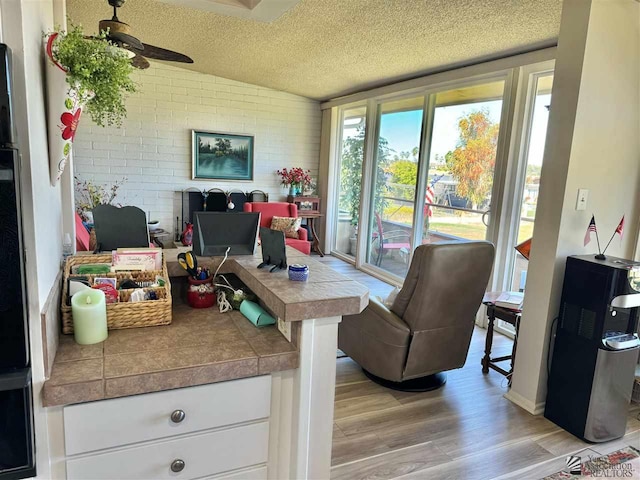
[193,212,260,256]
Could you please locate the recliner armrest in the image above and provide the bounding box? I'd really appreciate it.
[365,297,411,337]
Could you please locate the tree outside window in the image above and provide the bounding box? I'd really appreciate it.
[445,109,499,210]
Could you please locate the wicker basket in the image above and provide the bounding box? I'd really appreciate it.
[61,253,172,334]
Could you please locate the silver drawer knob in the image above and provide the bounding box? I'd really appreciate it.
[170,459,185,473]
[170,409,186,423]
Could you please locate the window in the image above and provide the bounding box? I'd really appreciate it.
[360,81,509,282]
[332,106,366,259]
[509,73,553,292]
[366,96,424,277]
[422,81,506,246]
[327,59,555,290]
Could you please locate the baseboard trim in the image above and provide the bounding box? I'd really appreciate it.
[503,390,545,415]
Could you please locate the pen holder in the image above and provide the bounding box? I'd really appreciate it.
[288,264,309,282]
[187,276,215,309]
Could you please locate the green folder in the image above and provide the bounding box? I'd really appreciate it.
[239,300,276,327]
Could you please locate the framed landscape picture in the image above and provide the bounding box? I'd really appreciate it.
[192,130,254,181]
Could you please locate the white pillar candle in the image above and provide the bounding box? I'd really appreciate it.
[71,289,108,345]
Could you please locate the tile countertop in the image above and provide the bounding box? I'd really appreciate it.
[43,248,369,407]
[43,280,299,407]
[164,247,369,322]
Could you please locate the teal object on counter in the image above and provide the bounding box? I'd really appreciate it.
[239,300,276,327]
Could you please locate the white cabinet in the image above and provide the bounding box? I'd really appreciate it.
[62,376,271,480]
[64,376,271,455]
[206,466,267,480]
[66,422,269,480]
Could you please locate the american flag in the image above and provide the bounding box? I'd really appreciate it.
[584,215,597,246]
[424,175,443,218]
[615,215,624,239]
[424,184,435,217]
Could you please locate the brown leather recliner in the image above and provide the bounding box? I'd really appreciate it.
[338,241,495,391]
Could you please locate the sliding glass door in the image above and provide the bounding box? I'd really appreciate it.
[365,96,424,277]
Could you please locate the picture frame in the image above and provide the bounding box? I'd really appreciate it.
[192,130,254,181]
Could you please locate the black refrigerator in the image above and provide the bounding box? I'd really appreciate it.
[0,43,36,480]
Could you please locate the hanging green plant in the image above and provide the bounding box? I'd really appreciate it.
[44,22,137,127]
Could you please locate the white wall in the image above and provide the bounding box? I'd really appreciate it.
[2,1,63,308]
[508,0,640,413]
[0,0,63,477]
[73,63,321,238]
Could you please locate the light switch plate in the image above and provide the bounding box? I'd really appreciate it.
[576,189,589,211]
[277,317,292,342]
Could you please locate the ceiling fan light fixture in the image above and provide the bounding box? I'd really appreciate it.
[109,44,136,59]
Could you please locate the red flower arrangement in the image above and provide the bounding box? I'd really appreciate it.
[276,167,313,188]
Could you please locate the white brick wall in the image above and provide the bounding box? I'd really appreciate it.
[73,62,321,239]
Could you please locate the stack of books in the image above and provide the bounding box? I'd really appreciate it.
[494,291,524,311]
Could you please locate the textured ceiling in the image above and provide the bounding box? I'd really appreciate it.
[67,0,562,101]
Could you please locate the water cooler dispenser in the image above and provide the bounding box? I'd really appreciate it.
[545,255,640,442]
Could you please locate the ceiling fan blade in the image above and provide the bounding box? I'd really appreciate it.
[98,1,193,66]
[108,31,143,51]
[131,54,150,69]
[135,43,193,64]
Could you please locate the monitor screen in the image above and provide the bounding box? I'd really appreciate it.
[193,212,260,256]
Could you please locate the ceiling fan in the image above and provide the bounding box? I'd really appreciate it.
[97,0,194,69]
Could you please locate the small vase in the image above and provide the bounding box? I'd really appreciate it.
[289,184,300,196]
[181,222,193,246]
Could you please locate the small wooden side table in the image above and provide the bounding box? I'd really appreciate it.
[298,213,324,257]
[481,294,522,386]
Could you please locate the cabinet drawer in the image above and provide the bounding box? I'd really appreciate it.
[64,375,271,455]
[66,421,268,480]
[206,465,267,480]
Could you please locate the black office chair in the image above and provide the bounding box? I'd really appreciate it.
[204,188,228,212]
[92,205,149,251]
[248,190,269,202]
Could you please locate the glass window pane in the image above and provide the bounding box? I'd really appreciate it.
[366,97,424,278]
[510,73,553,292]
[422,81,505,245]
[333,106,366,258]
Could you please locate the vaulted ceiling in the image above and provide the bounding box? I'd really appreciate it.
[67,0,562,101]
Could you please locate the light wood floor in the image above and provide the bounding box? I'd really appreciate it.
[315,254,640,480]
